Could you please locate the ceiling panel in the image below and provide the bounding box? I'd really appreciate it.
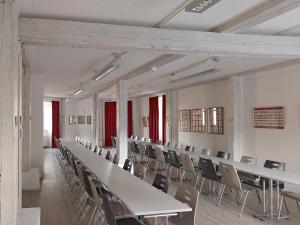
[17,0,186,27]
[245,6,300,35]
[162,0,264,31]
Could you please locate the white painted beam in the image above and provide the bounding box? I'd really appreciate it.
[210,0,300,33]
[20,18,300,58]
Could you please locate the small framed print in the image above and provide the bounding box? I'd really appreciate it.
[143,116,149,127]
[69,115,77,125]
[191,108,206,133]
[179,110,191,132]
[253,106,284,129]
[78,116,85,125]
[87,116,92,125]
[207,107,224,134]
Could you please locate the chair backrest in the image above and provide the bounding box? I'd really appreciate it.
[89,177,104,212]
[152,173,170,193]
[173,143,178,149]
[264,160,286,171]
[174,184,199,225]
[201,148,212,156]
[97,147,102,155]
[75,161,93,198]
[240,155,257,165]
[123,159,133,172]
[185,145,191,152]
[180,153,195,174]
[133,163,147,180]
[147,145,156,159]
[93,145,98,153]
[219,162,242,191]
[199,157,218,181]
[101,195,118,225]
[216,151,230,160]
[156,148,165,163]
[156,140,161,145]
[112,154,120,165]
[168,150,180,168]
[105,151,111,160]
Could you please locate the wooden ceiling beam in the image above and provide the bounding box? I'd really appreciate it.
[210,0,300,33]
[19,18,300,59]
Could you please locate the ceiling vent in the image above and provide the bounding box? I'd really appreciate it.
[185,0,221,13]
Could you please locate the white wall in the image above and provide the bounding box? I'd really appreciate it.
[30,75,44,177]
[240,65,300,177]
[63,96,95,143]
[178,80,230,154]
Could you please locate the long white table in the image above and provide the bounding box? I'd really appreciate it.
[129,138,300,220]
[60,138,191,218]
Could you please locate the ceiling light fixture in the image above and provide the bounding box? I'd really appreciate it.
[73,89,83,96]
[170,68,221,83]
[185,0,221,13]
[93,64,120,81]
[65,98,70,102]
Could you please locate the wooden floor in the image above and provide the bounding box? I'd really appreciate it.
[23,149,300,225]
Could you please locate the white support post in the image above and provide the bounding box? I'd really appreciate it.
[116,80,128,164]
[95,98,104,146]
[0,1,22,225]
[166,90,178,146]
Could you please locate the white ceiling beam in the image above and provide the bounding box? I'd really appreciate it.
[20,18,300,59]
[210,0,300,33]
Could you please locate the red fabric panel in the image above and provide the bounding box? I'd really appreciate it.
[52,101,60,148]
[105,102,117,147]
[162,95,166,144]
[149,96,159,143]
[128,101,133,138]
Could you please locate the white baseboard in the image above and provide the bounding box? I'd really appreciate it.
[21,208,41,225]
[22,168,40,191]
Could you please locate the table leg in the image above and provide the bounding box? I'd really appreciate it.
[269,178,273,219]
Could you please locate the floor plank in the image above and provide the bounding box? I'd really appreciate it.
[23,149,300,225]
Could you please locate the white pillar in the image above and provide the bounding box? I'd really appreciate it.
[166,90,178,146]
[96,98,104,146]
[131,97,141,136]
[22,68,31,171]
[116,80,128,164]
[0,1,22,224]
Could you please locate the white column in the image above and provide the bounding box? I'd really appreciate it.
[22,68,31,171]
[0,1,22,224]
[95,98,104,146]
[131,97,141,137]
[228,75,256,161]
[116,80,128,164]
[166,90,178,146]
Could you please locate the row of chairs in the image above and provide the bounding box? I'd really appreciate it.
[57,137,200,225]
[129,135,195,152]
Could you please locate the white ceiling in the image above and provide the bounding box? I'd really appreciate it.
[18,0,300,99]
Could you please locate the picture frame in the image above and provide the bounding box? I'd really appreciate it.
[69,115,77,125]
[207,107,224,134]
[253,106,284,129]
[87,115,92,125]
[78,115,85,125]
[143,116,149,127]
[179,110,191,132]
[191,108,206,133]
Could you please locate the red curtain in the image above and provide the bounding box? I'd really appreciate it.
[149,96,159,143]
[52,101,60,148]
[105,102,117,147]
[162,95,166,144]
[128,101,133,138]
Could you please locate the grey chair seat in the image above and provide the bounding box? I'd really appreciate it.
[116,217,144,225]
[241,183,260,191]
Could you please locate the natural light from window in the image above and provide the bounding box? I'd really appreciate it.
[43,101,52,147]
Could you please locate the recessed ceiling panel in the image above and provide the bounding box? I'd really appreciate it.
[162,0,264,31]
[17,0,186,27]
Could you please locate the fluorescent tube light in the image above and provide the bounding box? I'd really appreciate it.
[65,98,70,102]
[74,89,83,96]
[185,0,221,13]
[93,64,120,81]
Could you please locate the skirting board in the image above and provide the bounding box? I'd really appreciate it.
[21,208,41,225]
[22,168,40,191]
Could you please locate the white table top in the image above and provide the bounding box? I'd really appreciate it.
[129,139,300,186]
[60,138,191,217]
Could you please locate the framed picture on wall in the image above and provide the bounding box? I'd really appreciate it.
[253,106,284,129]
[191,108,206,133]
[87,116,92,125]
[143,116,149,127]
[69,115,76,125]
[207,107,224,134]
[78,115,85,125]
[179,110,191,132]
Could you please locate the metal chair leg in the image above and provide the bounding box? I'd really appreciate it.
[283,197,290,215]
[217,185,226,207]
[239,191,249,217]
[199,178,205,194]
[277,196,284,220]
